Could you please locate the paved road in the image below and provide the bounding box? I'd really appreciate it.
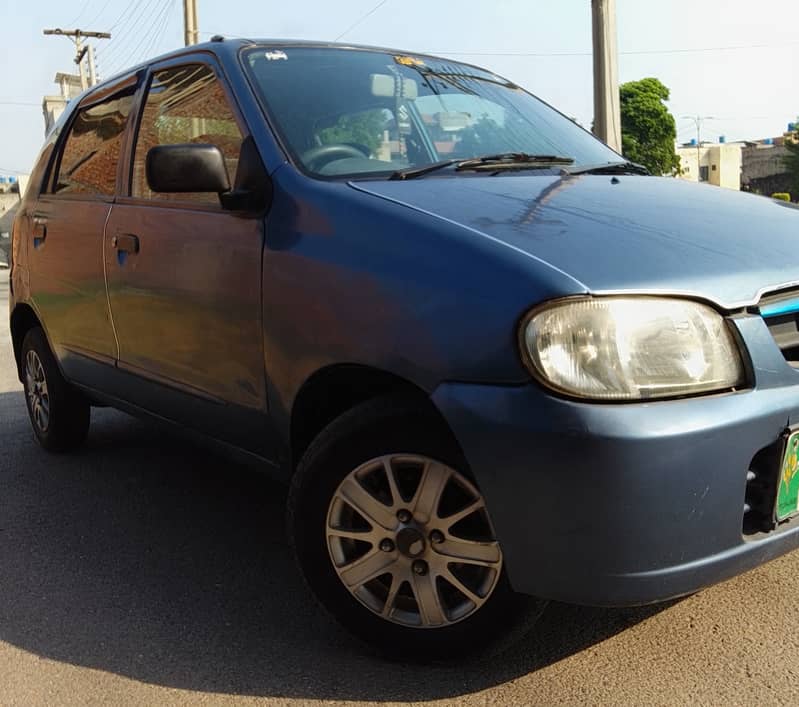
[2,267,799,706]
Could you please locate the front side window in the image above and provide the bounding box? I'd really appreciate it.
[54,90,134,195]
[244,46,620,178]
[132,64,243,205]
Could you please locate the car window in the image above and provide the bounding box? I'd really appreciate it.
[131,64,243,205]
[413,93,548,160]
[53,90,135,196]
[244,46,621,179]
[311,107,411,173]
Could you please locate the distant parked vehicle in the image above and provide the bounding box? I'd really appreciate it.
[9,38,799,660]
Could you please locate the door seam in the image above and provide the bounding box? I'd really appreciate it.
[101,204,121,362]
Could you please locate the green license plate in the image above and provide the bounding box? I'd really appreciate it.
[777,430,799,521]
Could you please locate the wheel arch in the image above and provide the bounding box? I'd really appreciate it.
[289,363,461,472]
[10,303,42,381]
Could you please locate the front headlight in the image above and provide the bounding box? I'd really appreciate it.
[520,297,745,400]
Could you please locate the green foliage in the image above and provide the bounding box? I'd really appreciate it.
[318,110,388,155]
[783,139,799,201]
[772,192,791,202]
[619,78,680,176]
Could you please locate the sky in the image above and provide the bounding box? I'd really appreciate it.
[0,0,797,176]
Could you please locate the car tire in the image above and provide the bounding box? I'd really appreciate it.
[287,395,546,661]
[21,327,90,452]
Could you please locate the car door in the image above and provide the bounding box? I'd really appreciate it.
[28,76,138,383]
[104,58,269,455]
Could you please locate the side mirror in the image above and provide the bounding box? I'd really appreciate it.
[146,144,231,194]
[219,136,272,213]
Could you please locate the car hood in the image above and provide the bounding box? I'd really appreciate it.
[351,174,799,309]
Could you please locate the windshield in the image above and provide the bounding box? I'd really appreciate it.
[243,46,620,179]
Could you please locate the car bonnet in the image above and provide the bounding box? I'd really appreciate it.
[350,173,799,310]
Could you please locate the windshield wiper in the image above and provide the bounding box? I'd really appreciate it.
[389,158,459,180]
[389,153,575,180]
[566,160,650,176]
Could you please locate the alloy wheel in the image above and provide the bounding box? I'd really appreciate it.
[326,454,502,628]
[25,349,50,433]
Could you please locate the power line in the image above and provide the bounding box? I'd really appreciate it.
[109,0,150,30]
[99,0,169,75]
[101,0,160,63]
[0,101,41,107]
[85,0,116,28]
[136,0,178,65]
[430,40,799,58]
[64,0,93,29]
[334,0,390,42]
[113,0,174,68]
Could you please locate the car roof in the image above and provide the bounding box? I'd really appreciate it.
[94,38,488,90]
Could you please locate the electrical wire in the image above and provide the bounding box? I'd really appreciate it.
[85,0,116,28]
[112,0,175,69]
[99,0,160,68]
[334,0,390,42]
[96,0,158,73]
[63,0,94,29]
[430,40,799,58]
[136,0,178,65]
[109,0,150,31]
[98,0,170,75]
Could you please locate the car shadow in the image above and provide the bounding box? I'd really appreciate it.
[0,389,670,701]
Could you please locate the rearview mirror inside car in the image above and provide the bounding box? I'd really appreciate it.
[370,74,418,100]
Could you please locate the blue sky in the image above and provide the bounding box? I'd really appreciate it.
[1,0,797,175]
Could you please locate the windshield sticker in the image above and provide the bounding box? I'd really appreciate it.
[264,50,288,61]
[394,55,425,67]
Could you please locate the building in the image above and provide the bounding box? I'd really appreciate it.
[676,140,744,190]
[676,124,797,199]
[741,134,795,198]
[42,72,82,135]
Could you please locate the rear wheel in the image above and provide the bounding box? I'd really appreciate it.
[21,327,90,452]
[288,396,545,661]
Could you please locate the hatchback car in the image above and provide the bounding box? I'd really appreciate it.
[9,38,799,660]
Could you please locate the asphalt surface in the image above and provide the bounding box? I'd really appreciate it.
[2,267,799,706]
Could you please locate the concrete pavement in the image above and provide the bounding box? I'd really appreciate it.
[1,267,799,705]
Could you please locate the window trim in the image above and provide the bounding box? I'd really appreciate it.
[120,54,251,212]
[47,72,143,202]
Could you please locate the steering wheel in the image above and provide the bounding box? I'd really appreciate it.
[302,144,368,171]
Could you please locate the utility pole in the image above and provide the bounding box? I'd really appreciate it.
[682,115,716,181]
[591,0,622,152]
[183,0,199,46]
[43,29,111,90]
[87,45,97,86]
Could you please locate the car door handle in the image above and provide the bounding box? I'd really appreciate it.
[32,217,47,247]
[111,233,140,254]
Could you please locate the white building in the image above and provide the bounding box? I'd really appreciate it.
[676,141,744,190]
[42,72,82,135]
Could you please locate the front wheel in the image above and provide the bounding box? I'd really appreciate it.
[287,396,544,661]
[21,327,90,452]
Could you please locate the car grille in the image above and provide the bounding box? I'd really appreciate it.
[758,289,799,366]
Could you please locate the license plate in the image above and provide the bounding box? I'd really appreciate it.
[777,430,799,521]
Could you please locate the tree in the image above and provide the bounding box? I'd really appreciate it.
[619,78,680,176]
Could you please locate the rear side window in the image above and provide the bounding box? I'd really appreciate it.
[53,91,135,196]
[131,64,243,206]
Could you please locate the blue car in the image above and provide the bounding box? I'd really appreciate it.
[9,38,799,660]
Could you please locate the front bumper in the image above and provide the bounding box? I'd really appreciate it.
[431,314,799,606]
